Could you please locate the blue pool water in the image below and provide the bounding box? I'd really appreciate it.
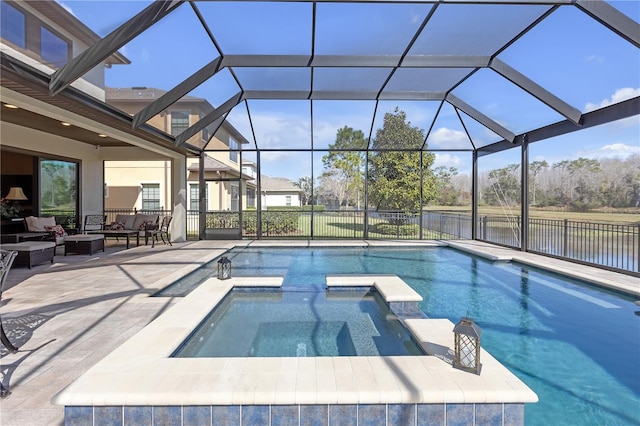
[159,247,640,426]
[173,289,424,357]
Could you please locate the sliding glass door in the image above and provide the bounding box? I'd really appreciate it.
[39,158,78,228]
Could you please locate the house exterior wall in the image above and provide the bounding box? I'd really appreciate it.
[262,192,301,208]
[104,161,172,211]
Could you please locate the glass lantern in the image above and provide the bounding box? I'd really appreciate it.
[453,316,482,374]
[217,256,232,280]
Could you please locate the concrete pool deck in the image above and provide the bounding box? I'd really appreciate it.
[0,240,638,425]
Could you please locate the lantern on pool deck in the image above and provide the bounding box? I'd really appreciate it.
[453,316,482,374]
[217,256,232,280]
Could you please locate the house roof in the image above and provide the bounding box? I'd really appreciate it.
[260,176,301,193]
[187,155,231,172]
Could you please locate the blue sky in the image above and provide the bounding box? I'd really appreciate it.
[58,0,639,179]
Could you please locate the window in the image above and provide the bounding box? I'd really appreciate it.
[0,2,70,68]
[229,137,238,163]
[246,188,256,208]
[171,111,190,136]
[231,183,239,211]
[1,2,26,48]
[41,26,69,67]
[189,183,207,212]
[286,195,292,206]
[142,184,161,211]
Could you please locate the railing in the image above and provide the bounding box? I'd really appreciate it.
[106,208,639,274]
[529,218,639,273]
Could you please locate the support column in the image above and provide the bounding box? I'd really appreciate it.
[471,150,478,240]
[170,155,187,242]
[199,152,206,240]
[521,135,530,251]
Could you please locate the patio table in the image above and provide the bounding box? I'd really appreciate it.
[87,230,139,249]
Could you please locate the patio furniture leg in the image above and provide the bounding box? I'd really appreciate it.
[1,382,11,398]
[125,235,130,249]
[1,321,18,353]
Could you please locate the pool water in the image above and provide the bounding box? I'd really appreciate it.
[173,289,424,357]
[160,247,640,426]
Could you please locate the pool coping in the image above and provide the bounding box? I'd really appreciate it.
[51,274,537,407]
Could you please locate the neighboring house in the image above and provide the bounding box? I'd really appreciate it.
[105,87,252,213]
[186,155,256,211]
[260,176,302,209]
[1,0,193,241]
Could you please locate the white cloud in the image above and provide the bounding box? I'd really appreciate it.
[585,54,604,63]
[434,153,462,167]
[585,87,640,112]
[428,127,470,149]
[599,143,640,155]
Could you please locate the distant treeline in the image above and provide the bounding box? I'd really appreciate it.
[435,154,640,211]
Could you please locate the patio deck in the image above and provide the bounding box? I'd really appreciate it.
[0,240,638,425]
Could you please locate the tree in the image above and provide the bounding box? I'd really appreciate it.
[529,160,548,206]
[295,176,315,205]
[317,169,349,208]
[433,166,460,206]
[367,108,437,211]
[482,164,520,206]
[322,126,367,208]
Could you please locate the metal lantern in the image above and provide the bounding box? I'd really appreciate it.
[453,316,482,374]
[217,256,232,280]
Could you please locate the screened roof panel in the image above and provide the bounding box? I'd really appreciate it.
[233,67,310,92]
[370,101,436,149]
[312,100,377,150]
[498,5,640,113]
[459,110,503,149]
[313,68,392,94]
[41,0,639,156]
[246,100,311,150]
[425,102,474,150]
[196,2,312,55]
[408,4,552,56]
[314,3,432,56]
[384,68,473,96]
[452,68,566,135]
[102,3,218,101]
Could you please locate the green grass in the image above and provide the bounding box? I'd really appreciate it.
[425,205,640,224]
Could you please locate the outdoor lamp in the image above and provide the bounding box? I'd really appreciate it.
[453,316,482,374]
[217,256,232,280]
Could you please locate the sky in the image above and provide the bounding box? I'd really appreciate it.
[56,0,640,180]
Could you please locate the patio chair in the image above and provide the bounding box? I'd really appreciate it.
[82,214,106,233]
[0,249,18,398]
[147,215,172,248]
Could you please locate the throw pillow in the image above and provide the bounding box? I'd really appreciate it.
[46,224,67,237]
[109,221,125,230]
[26,216,56,232]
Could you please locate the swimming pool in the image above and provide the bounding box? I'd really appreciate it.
[173,289,424,357]
[160,246,640,425]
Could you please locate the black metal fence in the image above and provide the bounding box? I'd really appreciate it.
[421,211,638,274]
[103,208,639,274]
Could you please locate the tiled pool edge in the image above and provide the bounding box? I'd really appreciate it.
[65,402,525,425]
[52,275,537,426]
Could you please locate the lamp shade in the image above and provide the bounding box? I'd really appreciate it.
[5,187,27,201]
